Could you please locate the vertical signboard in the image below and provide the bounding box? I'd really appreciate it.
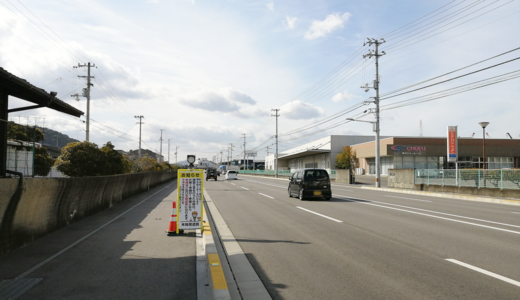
[447,126,458,162]
[177,169,204,232]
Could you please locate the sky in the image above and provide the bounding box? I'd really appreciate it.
[1,0,519,163]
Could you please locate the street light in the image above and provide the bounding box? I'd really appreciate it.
[478,122,489,169]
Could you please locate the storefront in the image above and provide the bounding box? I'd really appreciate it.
[352,137,520,175]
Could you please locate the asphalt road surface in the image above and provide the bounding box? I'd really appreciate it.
[206,175,520,300]
[0,181,197,300]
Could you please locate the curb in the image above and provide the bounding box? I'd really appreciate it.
[199,210,232,300]
[359,186,520,206]
[203,189,272,300]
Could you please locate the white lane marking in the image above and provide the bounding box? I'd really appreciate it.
[512,212,520,214]
[241,187,249,190]
[296,207,343,223]
[230,183,236,185]
[446,259,520,287]
[385,195,432,202]
[258,193,274,199]
[335,189,352,192]
[361,202,520,235]
[334,194,520,229]
[15,183,175,279]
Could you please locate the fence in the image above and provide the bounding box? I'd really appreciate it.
[415,169,520,190]
[240,169,338,179]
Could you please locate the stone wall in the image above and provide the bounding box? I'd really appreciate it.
[0,171,176,255]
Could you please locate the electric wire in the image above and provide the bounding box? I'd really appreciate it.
[384,0,514,53]
[381,47,520,97]
[380,56,520,100]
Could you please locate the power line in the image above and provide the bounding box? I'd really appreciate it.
[381,70,520,111]
[380,56,520,100]
[384,0,514,53]
[381,47,520,97]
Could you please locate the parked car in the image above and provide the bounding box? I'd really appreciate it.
[288,168,331,200]
[225,170,238,180]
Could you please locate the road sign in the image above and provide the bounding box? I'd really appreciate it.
[177,169,204,232]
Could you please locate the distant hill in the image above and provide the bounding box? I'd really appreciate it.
[38,127,80,149]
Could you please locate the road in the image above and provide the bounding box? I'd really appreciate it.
[206,175,520,300]
[0,181,198,300]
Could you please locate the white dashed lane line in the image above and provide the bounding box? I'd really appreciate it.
[241,187,249,190]
[296,207,343,223]
[258,193,274,199]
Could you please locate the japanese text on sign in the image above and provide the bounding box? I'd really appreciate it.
[447,126,458,162]
[177,169,204,230]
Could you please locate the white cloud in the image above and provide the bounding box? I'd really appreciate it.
[282,100,325,120]
[304,12,351,40]
[179,87,257,114]
[331,90,358,103]
[283,16,297,29]
[265,2,274,11]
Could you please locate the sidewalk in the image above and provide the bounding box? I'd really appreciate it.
[0,181,198,300]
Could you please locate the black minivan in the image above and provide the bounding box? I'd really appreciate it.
[288,169,332,200]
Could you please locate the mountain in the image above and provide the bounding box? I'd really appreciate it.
[38,127,80,149]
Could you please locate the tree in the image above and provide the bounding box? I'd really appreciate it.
[136,155,163,172]
[55,141,135,177]
[100,142,126,175]
[55,141,106,177]
[34,146,54,176]
[336,146,357,171]
[7,122,44,142]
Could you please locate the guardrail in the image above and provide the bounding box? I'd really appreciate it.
[240,169,338,179]
[415,169,520,190]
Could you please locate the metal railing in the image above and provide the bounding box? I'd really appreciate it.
[240,169,338,179]
[415,169,520,189]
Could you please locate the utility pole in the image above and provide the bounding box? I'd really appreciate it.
[361,38,385,188]
[242,133,246,170]
[220,150,223,164]
[175,146,179,164]
[75,62,95,141]
[135,116,144,158]
[266,146,270,156]
[168,139,171,163]
[229,143,235,165]
[159,129,164,162]
[271,109,280,178]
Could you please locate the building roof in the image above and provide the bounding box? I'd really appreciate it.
[0,67,84,117]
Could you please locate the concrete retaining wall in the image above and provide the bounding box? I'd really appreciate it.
[413,184,520,199]
[387,168,519,199]
[388,169,415,189]
[0,171,176,255]
[335,169,353,184]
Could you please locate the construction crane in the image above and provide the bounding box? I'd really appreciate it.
[506,133,513,139]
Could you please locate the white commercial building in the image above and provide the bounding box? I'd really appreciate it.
[265,135,379,173]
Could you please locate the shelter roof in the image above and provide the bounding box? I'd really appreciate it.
[0,67,83,117]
